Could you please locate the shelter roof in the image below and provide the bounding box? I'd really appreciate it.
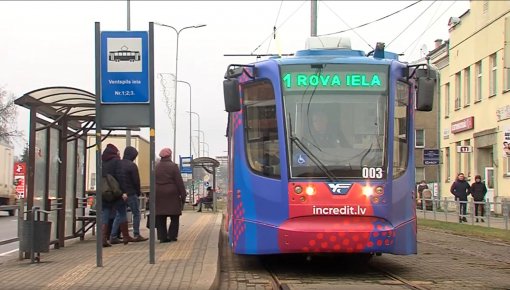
[14,86,95,129]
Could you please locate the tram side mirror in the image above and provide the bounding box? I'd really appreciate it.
[415,68,437,112]
[223,79,241,112]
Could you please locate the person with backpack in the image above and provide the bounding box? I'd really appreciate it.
[101,144,129,247]
[471,175,488,222]
[450,172,471,223]
[117,146,148,242]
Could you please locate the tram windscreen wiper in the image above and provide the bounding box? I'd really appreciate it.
[288,113,337,182]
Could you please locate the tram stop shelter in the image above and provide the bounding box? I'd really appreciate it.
[190,157,220,211]
[14,86,105,250]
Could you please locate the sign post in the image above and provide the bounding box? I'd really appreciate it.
[95,23,155,267]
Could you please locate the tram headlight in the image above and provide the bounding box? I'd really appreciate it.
[305,185,316,196]
[362,185,374,197]
[375,186,384,195]
[294,185,303,194]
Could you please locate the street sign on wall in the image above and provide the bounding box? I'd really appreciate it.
[423,149,440,165]
[101,31,149,103]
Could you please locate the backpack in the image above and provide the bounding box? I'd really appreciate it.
[102,174,123,202]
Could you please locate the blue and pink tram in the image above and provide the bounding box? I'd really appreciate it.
[222,38,437,255]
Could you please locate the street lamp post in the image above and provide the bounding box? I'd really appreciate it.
[195,129,205,156]
[200,141,209,157]
[154,22,206,162]
[175,80,192,158]
[187,111,201,157]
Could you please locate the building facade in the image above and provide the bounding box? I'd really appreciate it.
[431,1,510,212]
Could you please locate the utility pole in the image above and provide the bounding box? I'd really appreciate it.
[126,0,132,147]
[311,0,318,37]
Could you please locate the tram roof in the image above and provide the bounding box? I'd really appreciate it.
[15,86,95,129]
[270,49,400,66]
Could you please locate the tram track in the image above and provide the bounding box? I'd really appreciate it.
[262,254,431,290]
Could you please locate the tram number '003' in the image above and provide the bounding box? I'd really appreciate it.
[362,167,383,179]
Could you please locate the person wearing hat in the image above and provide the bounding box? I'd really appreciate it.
[154,147,187,243]
[193,186,214,212]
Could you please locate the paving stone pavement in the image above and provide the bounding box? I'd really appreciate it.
[0,211,222,290]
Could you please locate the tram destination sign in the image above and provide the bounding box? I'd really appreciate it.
[281,64,388,92]
[101,31,149,103]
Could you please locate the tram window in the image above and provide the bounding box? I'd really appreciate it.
[243,80,280,178]
[393,82,409,177]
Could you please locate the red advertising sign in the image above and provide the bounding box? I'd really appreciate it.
[451,116,474,134]
[13,162,26,199]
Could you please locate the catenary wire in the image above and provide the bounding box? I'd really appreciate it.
[404,0,444,57]
[321,1,374,50]
[251,0,307,55]
[386,0,437,49]
[403,1,457,59]
[318,0,423,37]
[266,0,285,54]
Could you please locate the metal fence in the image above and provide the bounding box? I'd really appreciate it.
[416,195,510,230]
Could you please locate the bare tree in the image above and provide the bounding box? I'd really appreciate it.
[0,87,21,145]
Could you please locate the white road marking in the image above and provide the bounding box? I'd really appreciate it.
[0,248,18,256]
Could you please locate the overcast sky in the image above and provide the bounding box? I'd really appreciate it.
[1,0,469,159]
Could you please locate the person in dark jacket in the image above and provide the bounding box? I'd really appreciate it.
[101,144,124,247]
[117,146,147,242]
[471,175,488,222]
[155,148,186,243]
[193,186,214,212]
[450,173,471,223]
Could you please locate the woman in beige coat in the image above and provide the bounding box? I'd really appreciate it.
[155,148,187,243]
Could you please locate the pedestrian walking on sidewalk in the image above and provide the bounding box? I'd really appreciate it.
[155,148,187,243]
[450,173,471,223]
[471,175,487,222]
[116,146,148,242]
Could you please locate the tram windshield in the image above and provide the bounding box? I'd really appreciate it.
[281,64,388,179]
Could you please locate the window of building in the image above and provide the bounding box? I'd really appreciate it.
[445,147,451,182]
[455,72,461,109]
[504,17,510,91]
[445,83,450,118]
[415,167,425,183]
[490,53,497,97]
[464,67,471,106]
[505,156,510,176]
[415,129,425,148]
[243,80,281,178]
[475,61,483,102]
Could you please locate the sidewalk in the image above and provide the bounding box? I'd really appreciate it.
[417,209,509,230]
[0,210,222,290]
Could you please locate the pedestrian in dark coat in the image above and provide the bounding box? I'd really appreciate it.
[117,146,147,242]
[101,143,123,247]
[471,175,487,222]
[155,147,187,243]
[450,173,471,223]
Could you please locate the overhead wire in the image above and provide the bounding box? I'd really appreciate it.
[321,1,374,50]
[386,0,437,49]
[402,1,457,59]
[318,0,423,37]
[251,0,307,55]
[266,0,284,54]
[403,0,444,57]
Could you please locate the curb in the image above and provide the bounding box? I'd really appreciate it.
[195,213,223,290]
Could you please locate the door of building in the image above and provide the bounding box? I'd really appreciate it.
[484,167,494,212]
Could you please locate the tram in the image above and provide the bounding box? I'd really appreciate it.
[223,37,437,256]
